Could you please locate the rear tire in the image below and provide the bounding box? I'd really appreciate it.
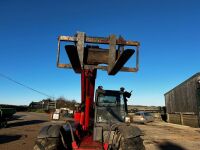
[33,138,64,150]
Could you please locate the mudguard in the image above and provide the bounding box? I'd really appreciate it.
[117,124,141,139]
[37,124,62,139]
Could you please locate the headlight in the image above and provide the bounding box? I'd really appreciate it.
[140,117,144,120]
[98,116,102,122]
[125,116,131,123]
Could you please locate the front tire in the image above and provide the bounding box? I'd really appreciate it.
[111,131,145,150]
[119,136,145,150]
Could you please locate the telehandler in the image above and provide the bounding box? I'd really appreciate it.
[34,32,145,150]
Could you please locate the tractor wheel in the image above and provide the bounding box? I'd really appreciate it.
[112,131,145,150]
[119,136,145,150]
[33,138,65,150]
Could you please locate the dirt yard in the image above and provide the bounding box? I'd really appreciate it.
[1,112,200,150]
[0,112,50,150]
[134,121,200,150]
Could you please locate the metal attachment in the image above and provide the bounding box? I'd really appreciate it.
[57,32,140,75]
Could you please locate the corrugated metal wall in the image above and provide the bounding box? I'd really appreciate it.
[165,74,200,114]
[165,73,200,127]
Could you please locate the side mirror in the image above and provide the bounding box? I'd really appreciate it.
[123,91,132,98]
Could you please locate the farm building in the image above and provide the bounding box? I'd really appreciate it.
[164,72,200,127]
[29,100,56,110]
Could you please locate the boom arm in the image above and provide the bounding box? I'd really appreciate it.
[81,69,96,130]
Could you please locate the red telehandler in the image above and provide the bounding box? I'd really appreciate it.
[34,32,145,150]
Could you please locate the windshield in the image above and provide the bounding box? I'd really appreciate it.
[97,94,123,107]
[144,112,152,116]
[96,93,126,123]
[99,96,116,103]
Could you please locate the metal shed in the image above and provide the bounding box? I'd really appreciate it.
[164,73,200,127]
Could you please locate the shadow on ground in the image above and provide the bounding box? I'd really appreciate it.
[158,141,186,150]
[8,120,46,127]
[8,114,26,121]
[0,135,22,144]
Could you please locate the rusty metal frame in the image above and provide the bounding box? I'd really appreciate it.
[57,32,140,73]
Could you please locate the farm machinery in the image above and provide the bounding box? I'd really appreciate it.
[0,107,16,128]
[34,32,145,150]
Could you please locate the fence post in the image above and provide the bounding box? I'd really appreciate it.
[180,112,183,125]
[167,113,170,123]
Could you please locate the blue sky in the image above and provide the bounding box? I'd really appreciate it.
[0,0,200,106]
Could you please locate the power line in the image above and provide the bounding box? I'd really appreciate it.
[0,72,54,99]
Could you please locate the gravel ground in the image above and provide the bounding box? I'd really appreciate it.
[1,112,200,150]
